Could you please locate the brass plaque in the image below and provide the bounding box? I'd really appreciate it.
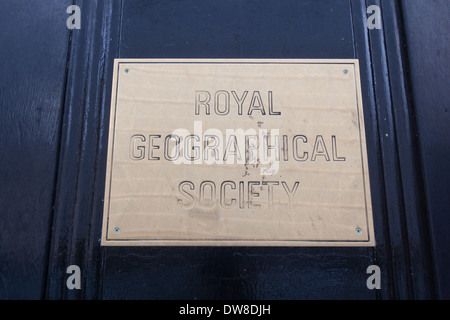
[101,59,374,246]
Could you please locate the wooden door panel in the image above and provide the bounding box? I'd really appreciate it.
[0,0,443,300]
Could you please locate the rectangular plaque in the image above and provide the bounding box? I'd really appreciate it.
[101,59,375,246]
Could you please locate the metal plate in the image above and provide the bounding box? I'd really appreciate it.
[101,59,374,246]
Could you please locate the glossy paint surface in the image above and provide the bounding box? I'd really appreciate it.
[0,0,447,299]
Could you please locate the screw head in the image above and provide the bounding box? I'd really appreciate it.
[343,69,349,74]
[124,68,129,74]
[114,227,120,233]
[356,228,362,234]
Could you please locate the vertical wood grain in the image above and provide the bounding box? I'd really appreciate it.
[0,0,71,299]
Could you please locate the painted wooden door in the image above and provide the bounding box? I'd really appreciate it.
[1,0,448,300]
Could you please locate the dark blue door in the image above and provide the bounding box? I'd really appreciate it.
[1,0,448,300]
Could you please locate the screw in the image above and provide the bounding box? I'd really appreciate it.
[124,68,129,74]
[114,227,120,233]
[343,69,349,74]
[356,228,362,234]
